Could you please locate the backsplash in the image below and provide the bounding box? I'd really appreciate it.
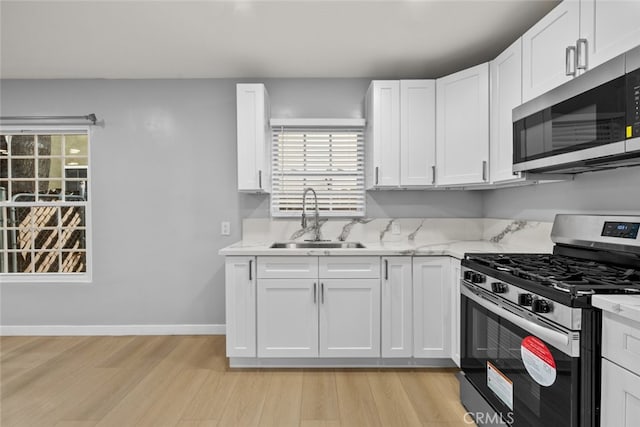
[242,218,554,252]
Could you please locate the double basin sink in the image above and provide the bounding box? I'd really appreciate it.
[269,241,365,249]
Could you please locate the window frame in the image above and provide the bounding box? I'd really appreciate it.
[0,125,93,283]
[270,119,366,218]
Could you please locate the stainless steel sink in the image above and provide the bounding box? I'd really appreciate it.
[269,241,365,249]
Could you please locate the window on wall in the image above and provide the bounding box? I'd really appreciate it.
[0,129,91,280]
[271,121,365,217]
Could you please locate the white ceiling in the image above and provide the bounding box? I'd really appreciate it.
[0,0,560,79]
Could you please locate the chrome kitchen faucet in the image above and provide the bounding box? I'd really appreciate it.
[301,187,322,241]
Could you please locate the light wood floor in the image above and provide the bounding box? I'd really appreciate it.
[1,335,475,427]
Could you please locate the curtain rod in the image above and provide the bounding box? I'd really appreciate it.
[0,114,97,125]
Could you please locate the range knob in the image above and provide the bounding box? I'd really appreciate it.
[463,271,474,281]
[518,293,533,306]
[532,299,552,313]
[472,273,486,284]
[491,282,508,293]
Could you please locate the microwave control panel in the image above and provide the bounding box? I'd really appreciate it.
[628,68,640,138]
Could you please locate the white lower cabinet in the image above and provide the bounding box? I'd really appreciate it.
[319,278,380,357]
[601,359,640,427]
[257,278,318,357]
[225,256,257,357]
[226,254,457,363]
[600,311,640,426]
[381,256,413,357]
[413,257,451,358]
[450,258,461,367]
[254,256,380,358]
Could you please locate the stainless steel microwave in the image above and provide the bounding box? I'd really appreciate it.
[513,45,640,174]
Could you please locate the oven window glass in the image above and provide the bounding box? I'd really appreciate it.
[514,75,626,163]
[461,295,579,427]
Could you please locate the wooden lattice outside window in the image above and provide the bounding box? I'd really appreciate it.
[0,131,90,277]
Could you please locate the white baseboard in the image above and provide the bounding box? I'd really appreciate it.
[0,324,226,336]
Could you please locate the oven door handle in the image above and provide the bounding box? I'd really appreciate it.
[462,284,579,357]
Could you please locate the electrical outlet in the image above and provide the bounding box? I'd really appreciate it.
[221,221,231,236]
[392,222,401,235]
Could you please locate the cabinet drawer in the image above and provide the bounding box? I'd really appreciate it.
[319,257,380,279]
[602,311,640,374]
[257,256,318,279]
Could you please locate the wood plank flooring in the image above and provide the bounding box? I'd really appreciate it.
[1,336,475,427]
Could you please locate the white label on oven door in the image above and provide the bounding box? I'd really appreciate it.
[521,335,557,387]
[487,361,514,410]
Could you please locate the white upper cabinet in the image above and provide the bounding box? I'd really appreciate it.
[365,80,436,189]
[236,83,271,193]
[365,81,401,188]
[400,80,436,187]
[436,63,490,186]
[490,38,523,183]
[579,0,640,70]
[522,0,640,103]
[521,1,580,102]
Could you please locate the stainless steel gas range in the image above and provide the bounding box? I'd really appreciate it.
[459,214,640,427]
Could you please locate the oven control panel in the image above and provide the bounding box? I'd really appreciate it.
[461,266,582,330]
[601,221,640,239]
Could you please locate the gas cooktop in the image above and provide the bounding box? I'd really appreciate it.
[465,253,640,297]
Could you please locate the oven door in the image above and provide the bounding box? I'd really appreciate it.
[461,282,580,427]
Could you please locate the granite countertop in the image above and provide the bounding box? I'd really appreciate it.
[219,239,545,259]
[592,295,640,324]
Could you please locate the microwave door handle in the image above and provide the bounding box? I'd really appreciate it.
[461,284,576,356]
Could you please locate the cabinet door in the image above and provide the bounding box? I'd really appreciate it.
[601,359,640,427]
[319,279,380,357]
[413,257,451,358]
[436,63,489,186]
[381,257,413,358]
[236,83,270,192]
[490,38,522,183]
[580,0,640,70]
[365,81,400,188]
[450,258,461,367]
[400,80,436,187]
[521,1,580,102]
[257,279,318,357]
[225,256,256,357]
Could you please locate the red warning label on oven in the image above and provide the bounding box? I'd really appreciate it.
[521,336,557,386]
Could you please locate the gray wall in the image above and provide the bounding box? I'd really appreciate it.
[0,78,482,326]
[482,167,640,221]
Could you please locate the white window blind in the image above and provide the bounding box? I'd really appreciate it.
[271,124,365,217]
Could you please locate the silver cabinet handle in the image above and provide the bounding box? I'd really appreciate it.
[565,45,577,76]
[577,38,588,70]
[375,166,379,185]
[482,161,487,182]
[249,259,252,281]
[384,259,389,281]
[321,283,325,304]
[313,282,317,304]
[258,170,262,189]
[432,165,436,185]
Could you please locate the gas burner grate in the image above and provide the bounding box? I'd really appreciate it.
[466,253,640,297]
